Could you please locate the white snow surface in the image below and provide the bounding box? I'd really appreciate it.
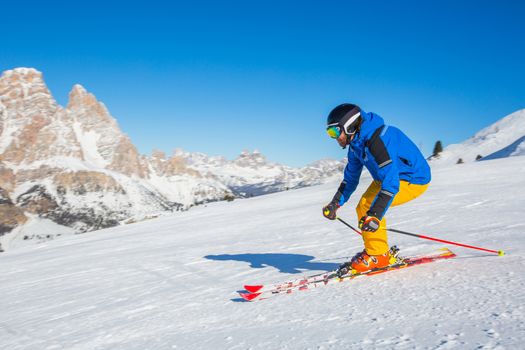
[1,157,524,349]
[431,109,525,165]
[4,215,76,250]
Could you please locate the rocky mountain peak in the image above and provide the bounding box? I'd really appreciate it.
[0,68,63,162]
[0,67,56,111]
[1,68,45,85]
[63,82,146,178]
[234,149,268,168]
[67,84,115,128]
[68,84,102,111]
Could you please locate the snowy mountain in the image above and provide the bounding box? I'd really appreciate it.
[0,68,344,251]
[430,109,525,164]
[175,148,344,197]
[482,135,525,160]
[1,156,524,349]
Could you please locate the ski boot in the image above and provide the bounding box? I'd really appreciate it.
[336,246,403,277]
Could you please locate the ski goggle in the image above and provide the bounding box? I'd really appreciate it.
[326,125,342,139]
[326,123,358,139]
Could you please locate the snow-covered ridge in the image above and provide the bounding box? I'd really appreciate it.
[430,109,525,165]
[174,148,344,197]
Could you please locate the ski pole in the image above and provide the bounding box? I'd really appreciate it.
[336,217,362,235]
[387,227,504,256]
[336,217,505,256]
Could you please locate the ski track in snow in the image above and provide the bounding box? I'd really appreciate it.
[1,157,525,349]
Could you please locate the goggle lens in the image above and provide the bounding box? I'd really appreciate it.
[326,126,341,139]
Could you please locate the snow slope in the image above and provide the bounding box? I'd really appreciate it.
[482,135,525,160]
[431,109,525,165]
[1,157,524,349]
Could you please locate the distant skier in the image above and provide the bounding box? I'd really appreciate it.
[323,103,431,273]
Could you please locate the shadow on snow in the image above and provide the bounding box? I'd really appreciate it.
[204,253,340,274]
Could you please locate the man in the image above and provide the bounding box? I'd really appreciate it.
[323,103,431,273]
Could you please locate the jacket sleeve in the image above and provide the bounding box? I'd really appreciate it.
[333,151,363,206]
[367,132,400,219]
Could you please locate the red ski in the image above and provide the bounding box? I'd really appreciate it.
[239,248,455,302]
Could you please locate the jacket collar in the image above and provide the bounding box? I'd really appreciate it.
[350,110,385,148]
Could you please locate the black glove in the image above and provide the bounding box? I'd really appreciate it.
[323,181,346,220]
[323,201,340,220]
[359,215,380,232]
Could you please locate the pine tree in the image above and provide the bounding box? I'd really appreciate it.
[224,194,235,202]
[432,141,443,157]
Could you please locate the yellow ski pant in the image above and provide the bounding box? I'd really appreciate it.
[356,180,429,255]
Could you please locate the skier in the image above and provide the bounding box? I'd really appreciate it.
[323,103,431,274]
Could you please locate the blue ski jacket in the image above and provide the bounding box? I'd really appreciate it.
[338,110,431,219]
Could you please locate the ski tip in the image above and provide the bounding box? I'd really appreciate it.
[244,285,263,293]
[239,292,261,301]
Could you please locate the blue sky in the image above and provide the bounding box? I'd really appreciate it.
[1,0,524,166]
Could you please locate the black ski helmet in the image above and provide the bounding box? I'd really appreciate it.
[326,103,362,135]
